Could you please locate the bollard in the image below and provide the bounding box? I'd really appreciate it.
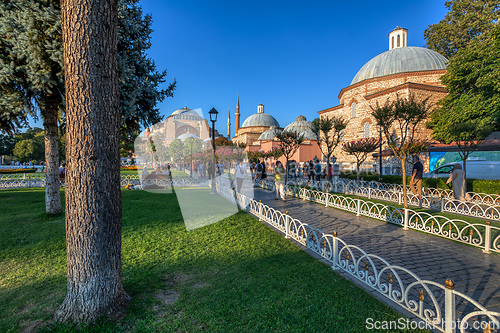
[331,231,338,271]
[357,197,361,216]
[285,211,289,239]
[483,221,491,254]
[444,279,456,333]
[403,208,409,230]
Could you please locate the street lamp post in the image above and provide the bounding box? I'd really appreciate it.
[209,107,218,194]
[189,139,193,177]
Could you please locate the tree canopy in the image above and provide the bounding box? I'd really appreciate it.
[424,0,500,59]
[0,0,175,134]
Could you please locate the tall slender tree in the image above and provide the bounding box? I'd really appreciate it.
[55,0,130,322]
[342,138,380,181]
[371,94,432,208]
[273,129,305,185]
[312,116,348,190]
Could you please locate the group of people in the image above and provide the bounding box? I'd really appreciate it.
[410,157,468,201]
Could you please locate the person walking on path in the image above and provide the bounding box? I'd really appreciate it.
[308,160,314,184]
[314,161,322,182]
[274,161,286,201]
[446,163,469,201]
[234,160,246,193]
[410,157,423,198]
[255,160,263,182]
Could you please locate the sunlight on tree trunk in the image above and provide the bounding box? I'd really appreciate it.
[55,0,130,323]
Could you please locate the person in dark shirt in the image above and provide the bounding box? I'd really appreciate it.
[410,157,424,198]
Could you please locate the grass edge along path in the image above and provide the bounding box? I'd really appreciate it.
[0,188,428,332]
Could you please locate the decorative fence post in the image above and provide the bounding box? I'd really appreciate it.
[285,211,289,239]
[368,187,371,199]
[331,231,338,271]
[441,195,445,213]
[258,200,263,221]
[357,197,361,216]
[444,279,456,333]
[28,176,31,188]
[403,209,409,230]
[325,193,329,208]
[398,192,402,205]
[483,221,491,254]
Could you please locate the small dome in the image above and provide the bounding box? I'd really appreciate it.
[258,126,282,141]
[284,115,318,140]
[351,47,448,85]
[241,113,280,128]
[177,133,198,141]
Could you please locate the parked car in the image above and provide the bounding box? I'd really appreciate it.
[423,160,500,180]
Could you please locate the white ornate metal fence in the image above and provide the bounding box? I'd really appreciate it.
[254,179,500,255]
[215,180,500,333]
[271,178,500,221]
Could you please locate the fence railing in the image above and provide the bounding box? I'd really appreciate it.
[284,178,500,221]
[216,180,500,333]
[254,179,500,255]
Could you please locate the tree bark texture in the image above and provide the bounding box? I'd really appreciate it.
[55,0,130,323]
[44,92,62,214]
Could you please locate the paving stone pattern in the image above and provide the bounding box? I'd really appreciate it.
[253,187,500,314]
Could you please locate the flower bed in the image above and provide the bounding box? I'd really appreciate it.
[0,168,37,174]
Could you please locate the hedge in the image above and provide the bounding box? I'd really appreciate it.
[341,173,499,195]
[0,168,37,174]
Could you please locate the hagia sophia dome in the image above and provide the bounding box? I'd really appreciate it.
[169,104,204,119]
[351,46,448,85]
[241,104,280,128]
[284,115,318,140]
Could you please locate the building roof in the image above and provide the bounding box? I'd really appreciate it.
[241,113,280,128]
[258,126,281,140]
[177,133,199,141]
[351,47,448,85]
[284,115,318,140]
[170,105,203,119]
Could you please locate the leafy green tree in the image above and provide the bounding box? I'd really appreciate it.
[273,129,305,185]
[342,138,380,181]
[424,0,500,59]
[427,24,499,176]
[371,94,432,208]
[312,116,348,190]
[0,0,175,214]
[0,134,17,158]
[168,138,184,162]
[183,137,203,157]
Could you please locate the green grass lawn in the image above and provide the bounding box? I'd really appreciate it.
[0,188,427,332]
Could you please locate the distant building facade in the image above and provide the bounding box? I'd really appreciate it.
[318,27,449,172]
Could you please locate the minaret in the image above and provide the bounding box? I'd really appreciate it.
[235,93,240,134]
[389,26,407,50]
[227,107,231,139]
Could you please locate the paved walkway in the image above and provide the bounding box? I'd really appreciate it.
[253,187,500,315]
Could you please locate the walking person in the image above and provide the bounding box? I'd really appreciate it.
[255,160,263,182]
[234,160,246,193]
[314,161,322,182]
[274,161,286,201]
[308,160,314,184]
[410,157,424,198]
[446,163,469,201]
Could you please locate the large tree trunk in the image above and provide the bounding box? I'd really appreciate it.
[55,0,130,323]
[43,92,62,214]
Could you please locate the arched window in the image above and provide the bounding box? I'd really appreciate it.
[340,129,345,141]
[363,122,370,138]
[351,102,356,118]
[397,35,400,47]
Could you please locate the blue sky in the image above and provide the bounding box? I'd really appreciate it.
[33,1,449,136]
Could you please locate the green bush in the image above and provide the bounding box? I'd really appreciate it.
[339,173,500,195]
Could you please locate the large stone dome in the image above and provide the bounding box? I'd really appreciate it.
[241,104,279,128]
[351,47,448,85]
[170,105,203,119]
[284,115,318,140]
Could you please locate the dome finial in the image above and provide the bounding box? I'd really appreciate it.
[185,103,187,108]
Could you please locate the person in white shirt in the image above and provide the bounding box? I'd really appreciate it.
[234,161,246,193]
